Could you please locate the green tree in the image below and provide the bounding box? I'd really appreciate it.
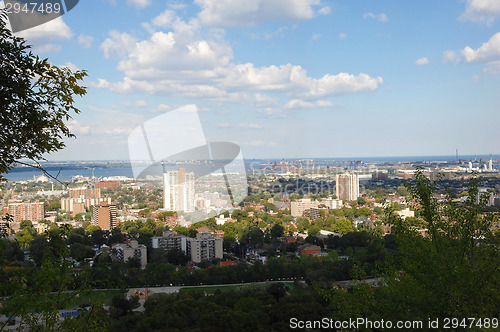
[332,219,355,235]
[0,10,87,181]
[380,170,500,320]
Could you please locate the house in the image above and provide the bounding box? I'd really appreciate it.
[297,243,321,256]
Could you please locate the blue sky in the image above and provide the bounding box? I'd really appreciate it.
[5,0,500,160]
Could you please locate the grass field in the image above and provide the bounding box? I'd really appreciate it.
[60,289,123,308]
[179,281,296,295]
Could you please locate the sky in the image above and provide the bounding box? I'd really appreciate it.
[4,0,500,160]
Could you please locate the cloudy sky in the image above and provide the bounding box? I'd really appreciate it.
[6,0,500,160]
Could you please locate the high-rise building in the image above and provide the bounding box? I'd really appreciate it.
[91,202,117,230]
[336,174,359,201]
[61,186,110,214]
[113,240,147,268]
[186,232,223,263]
[291,198,317,217]
[69,187,100,199]
[8,201,45,223]
[163,168,195,212]
[152,230,187,253]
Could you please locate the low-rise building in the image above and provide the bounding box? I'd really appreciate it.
[297,243,321,256]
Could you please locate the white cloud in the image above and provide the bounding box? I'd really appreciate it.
[339,32,347,40]
[316,100,334,107]
[444,32,500,75]
[253,93,278,106]
[363,12,388,22]
[66,120,91,135]
[151,10,177,28]
[460,0,500,25]
[443,50,459,64]
[244,140,277,147]
[96,10,382,103]
[378,13,388,22]
[415,57,430,65]
[238,123,263,129]
[218,123,232,128]
[127,0,151,9]
[151,104,171,113]
[15,17,72,53]
[121,100,148,108]
[195,0,323,27]
[78,34,94,48]
[257,107,284,118]
[312,34,321,41]
[62,62,80,72]
[285,99,316,109]
[461,32,500,63]
[104,127,133,136]
[100,31,138,59]
[285,99,334,109]
[318,6,331,15]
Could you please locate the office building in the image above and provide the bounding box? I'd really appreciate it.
[163,168,195,212]
[336,174,359,201]
[8,201,45,223]
[91,202,117,230]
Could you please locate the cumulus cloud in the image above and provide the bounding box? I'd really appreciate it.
[15,17,72,53]
[339,32,347,40]
[444,32,500,75]
[363,12,388,22]
[66,120,91,135]
[415,57,430,65]
[285,99,334,109]
[121,100,148,108]
[318,6,331,15]
[96,9,382,104]
[78,34,94,48]
[238,123,263,129]
[460,0,500,25]
[461,32,500,63]
[127,0,151,9]
[195,0,324,27]
[100,31,138,59]
[444,32,500,64]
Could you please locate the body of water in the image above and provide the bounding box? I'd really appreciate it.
[3,154,498,182]
[3,167,134,182]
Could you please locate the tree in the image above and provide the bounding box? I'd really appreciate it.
[0,10,87,182]
[332,218,355,235]
[325,169,500,323]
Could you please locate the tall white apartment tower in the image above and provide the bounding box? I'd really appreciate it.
[164,168,195,212]
[336,173,359,201]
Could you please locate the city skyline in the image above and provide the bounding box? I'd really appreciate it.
[5,0,500,160]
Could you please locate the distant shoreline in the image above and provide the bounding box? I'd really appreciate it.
[4,154,498,182]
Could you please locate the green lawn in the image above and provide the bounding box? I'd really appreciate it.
[180,281,297,296]
[66,289,123,308]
